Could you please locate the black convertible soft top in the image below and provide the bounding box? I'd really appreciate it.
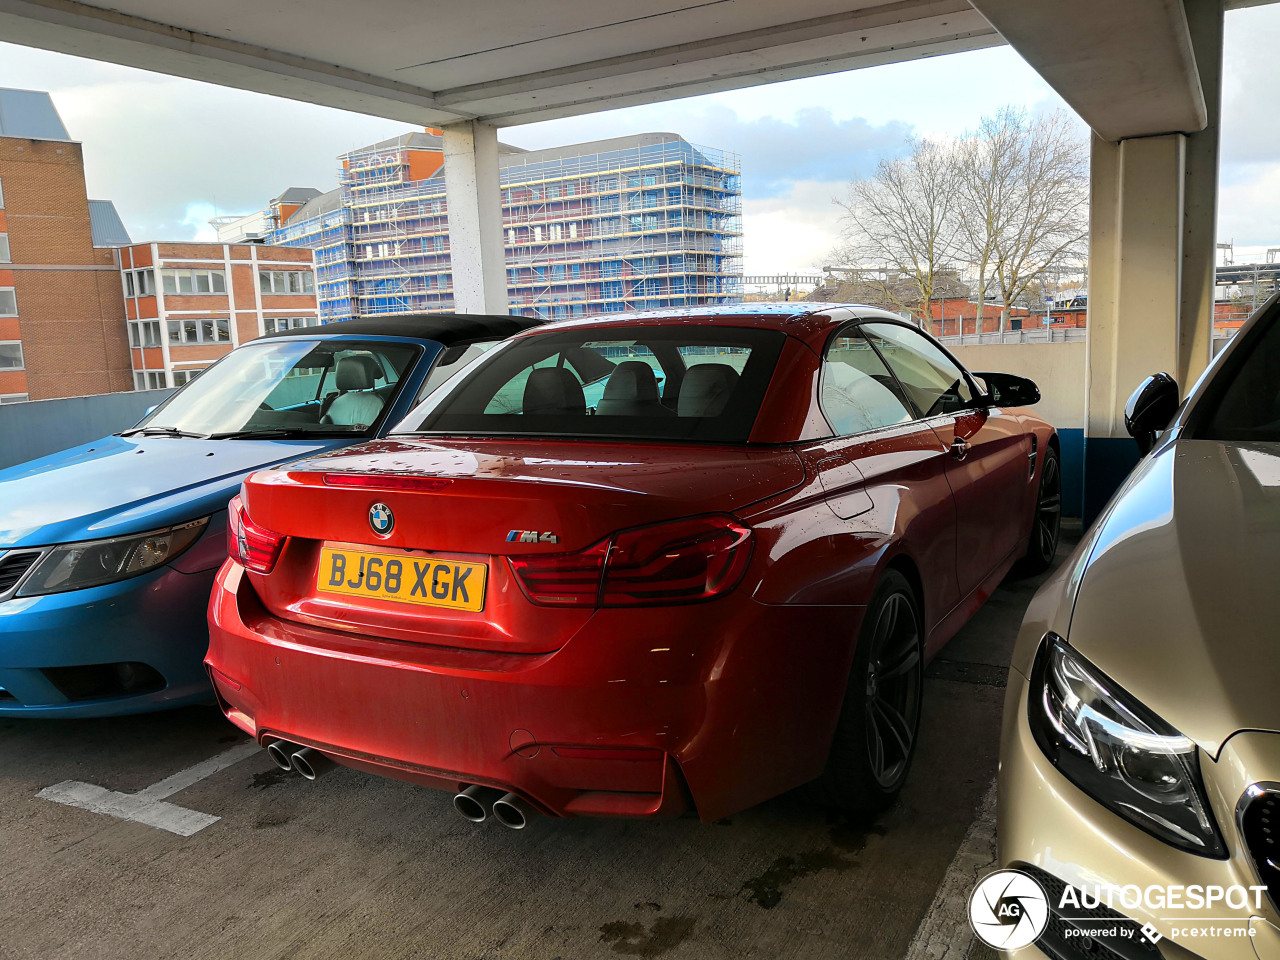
[263,313,544,346]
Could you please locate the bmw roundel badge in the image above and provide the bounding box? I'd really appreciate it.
[369,502,395,537]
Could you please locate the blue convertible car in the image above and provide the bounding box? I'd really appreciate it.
[0,313,539,717]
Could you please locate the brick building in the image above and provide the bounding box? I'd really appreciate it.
[120,242,319,388]
[0,88,134,402]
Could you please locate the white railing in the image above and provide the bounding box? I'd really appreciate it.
[935,327,1087,346]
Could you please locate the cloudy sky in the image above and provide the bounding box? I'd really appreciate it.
[0,3,1277,273]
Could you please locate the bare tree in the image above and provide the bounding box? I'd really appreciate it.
[953,107,1025,333]
[830,106,1088,334]
[980,109,1089,331]
[831,137,959,325]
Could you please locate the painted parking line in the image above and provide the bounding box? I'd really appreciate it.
[37,739,261,837]
[903,780,998,960]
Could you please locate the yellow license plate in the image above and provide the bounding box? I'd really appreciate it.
[317,546,487,612]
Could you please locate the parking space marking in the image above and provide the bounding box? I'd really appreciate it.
[903,780,998,960]
[37,739,260,837]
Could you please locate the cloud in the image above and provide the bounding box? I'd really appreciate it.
[742,180,848,274]
[0,43,407,241]
[1218,163,1280,247]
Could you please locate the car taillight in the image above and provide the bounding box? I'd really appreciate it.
[601,515,753,606]
[508,539,609,606]
[226,494,286,574]
[508,515,752,608]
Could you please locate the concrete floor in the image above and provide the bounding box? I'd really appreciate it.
[0,530,1076,960]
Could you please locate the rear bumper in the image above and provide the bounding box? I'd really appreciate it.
[206,559,862,821]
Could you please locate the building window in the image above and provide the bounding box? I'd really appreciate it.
[259,270,315,295]
[264,317,320,333]
[0,234,9,263]
[0,341,24,370]
[0,393,28,404]
[167,317,230,344]
[161,269,226,295]
[172,368,204,386]
[0,288,15,317]
[0,177,5,208]
[129,269,156,296]
[128,320,162,348]
[133,370,167,391]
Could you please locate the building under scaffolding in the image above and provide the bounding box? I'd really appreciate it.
[260,131,742,321]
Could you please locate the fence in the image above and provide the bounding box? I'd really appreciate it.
[0,388,176,472]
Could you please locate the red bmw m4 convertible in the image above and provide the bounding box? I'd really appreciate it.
[207,304,1059,826]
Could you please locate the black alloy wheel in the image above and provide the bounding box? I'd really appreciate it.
[863,590,923,789]
[1016,445,1061,576]
[809,569,924,815]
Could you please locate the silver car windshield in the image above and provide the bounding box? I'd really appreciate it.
[127,339,420,439]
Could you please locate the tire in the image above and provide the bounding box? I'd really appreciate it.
[809,569,924,816]
[1014,444,1062,576]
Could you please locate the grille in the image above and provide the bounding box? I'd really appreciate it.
[0,550,42,596]
[1240,788,1280,914]
[1014,863,1166,960]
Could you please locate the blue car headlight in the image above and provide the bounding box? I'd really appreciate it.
[1029,633,1227,857]
[16,518,210,597]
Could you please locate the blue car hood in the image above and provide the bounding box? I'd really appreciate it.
[0,434,342,547]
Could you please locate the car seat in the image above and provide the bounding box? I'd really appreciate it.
[523,367,586,416]
[596,361,674,417]
[677,363,739,417]
[322,355,386,427]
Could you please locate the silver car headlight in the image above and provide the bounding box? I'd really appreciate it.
[1029,633,1227,857]
[17,518,209,597]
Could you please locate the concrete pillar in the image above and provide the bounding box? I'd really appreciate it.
[442,120,508,314]
[1178,0,1223,388]
[1082,0,1221,523]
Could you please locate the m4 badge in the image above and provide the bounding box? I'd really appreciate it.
[506,530,559,544]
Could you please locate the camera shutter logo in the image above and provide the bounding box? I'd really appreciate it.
[369,502,395,537]
[968,869,1050,950]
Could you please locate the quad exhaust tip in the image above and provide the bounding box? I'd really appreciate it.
[265,739,295,771]
[263,740,337,780]
[453,784,504,823]
[492,792,538,830]
[290,746,336,781]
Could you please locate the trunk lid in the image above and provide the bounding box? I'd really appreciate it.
[241,438,805,653]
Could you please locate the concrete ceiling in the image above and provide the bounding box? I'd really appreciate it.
[0,0,1237,138]
[0,0,1000,126]
[968,0,1208,141]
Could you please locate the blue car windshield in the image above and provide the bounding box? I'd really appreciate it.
[130,339,420,439]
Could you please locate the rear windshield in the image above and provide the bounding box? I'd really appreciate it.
[394,326,786,443]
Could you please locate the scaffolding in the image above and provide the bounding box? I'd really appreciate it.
[269,134,743,321]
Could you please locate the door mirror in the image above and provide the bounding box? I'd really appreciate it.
[972,372,1040,408]
[1124,372,1179,455]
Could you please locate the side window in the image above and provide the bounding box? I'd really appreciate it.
[820,327,915,436]
[861,322,974,417]
[416,342,499,403]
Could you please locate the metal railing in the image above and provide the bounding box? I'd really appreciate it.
[935,328,1087,346]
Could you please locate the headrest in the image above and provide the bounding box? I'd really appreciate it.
[523,367,586,416]
[677,363,739,418]
[336,354,381,391]
[602,361,661,403]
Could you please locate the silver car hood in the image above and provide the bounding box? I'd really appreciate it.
[1068,438,1280,757]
